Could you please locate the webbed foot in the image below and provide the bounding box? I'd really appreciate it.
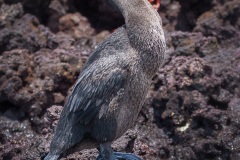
[96,151,142,160]
[114,152,142,160]
[44,153,60,160]
[96,142,141,160]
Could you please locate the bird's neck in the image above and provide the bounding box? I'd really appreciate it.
[112,0,166,77]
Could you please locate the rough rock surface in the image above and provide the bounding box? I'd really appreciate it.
[0,0,240,160]
[136,48,240,159]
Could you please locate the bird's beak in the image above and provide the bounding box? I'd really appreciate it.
[148,0,161,10]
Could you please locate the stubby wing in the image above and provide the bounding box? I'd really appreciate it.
[66,66,127,125]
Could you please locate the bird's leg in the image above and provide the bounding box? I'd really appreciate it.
[96,142,115,160]
[96,142,142,160]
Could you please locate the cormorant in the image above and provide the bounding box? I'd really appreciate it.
[44,0,166,159]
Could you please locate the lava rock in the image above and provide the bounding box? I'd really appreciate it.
[0,0,240,159]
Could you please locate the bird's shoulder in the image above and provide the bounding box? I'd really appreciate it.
[84,25,131,66]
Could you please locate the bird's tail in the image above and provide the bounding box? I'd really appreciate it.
[45,109,87,159]
[44,153,60,160]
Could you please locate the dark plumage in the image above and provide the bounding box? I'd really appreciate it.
[44,0,166,159]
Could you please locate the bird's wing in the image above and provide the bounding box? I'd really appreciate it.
[65,62,128,125]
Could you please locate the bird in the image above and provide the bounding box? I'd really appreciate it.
[44,0,166,159]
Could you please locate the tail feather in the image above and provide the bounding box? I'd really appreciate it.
[46,103,87,159]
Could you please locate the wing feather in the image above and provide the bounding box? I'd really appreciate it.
[65,65,127,125]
